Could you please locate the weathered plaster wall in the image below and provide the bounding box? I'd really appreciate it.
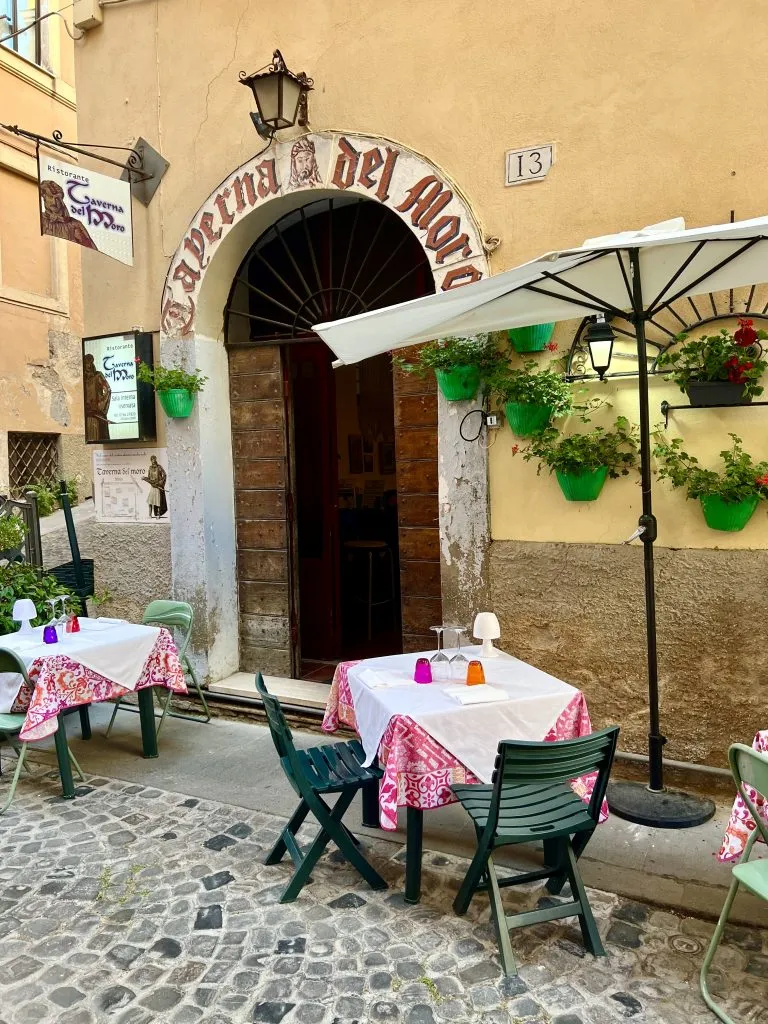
[42,519,172,629]
[0,15,87,494]
[490,540,767,767]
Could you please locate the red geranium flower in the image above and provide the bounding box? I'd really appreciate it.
[511,444,520,455]
[134,357,141,364]
[756,474,768,486]
[546,342,559,352]
[735,318,757,347]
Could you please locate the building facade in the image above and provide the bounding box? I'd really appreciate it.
[72,0,768,766]
[0,2,88,498]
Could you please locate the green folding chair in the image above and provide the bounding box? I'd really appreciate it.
[452,726,620,976]
[105,600,210,737]
[700,743,768,1023]
[256,673,388,903]
[0,648,84,814]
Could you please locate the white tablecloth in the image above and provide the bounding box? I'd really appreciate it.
[0,619,161,713]
[347,646,579,783]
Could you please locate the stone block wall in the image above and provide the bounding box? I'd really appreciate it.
[490,540,767,767]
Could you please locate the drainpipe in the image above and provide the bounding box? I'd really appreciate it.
[616,749,731,780]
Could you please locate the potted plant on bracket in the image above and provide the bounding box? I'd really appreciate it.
[507,322,557,354]
[394,334,502,401]
[653,432,768,531]
[514,417,640,501]
[136,359,209,419]
[656,319,767,407]
[489,360,574,437]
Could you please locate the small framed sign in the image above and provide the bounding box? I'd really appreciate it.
[505,144,555,187]
[82,331,157,445]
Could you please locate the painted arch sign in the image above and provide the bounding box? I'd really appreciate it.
[161,132,489,339]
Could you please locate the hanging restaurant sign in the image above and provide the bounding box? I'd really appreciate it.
[161,131,490,338]
[82,331,156,444]
[38,154,134,265]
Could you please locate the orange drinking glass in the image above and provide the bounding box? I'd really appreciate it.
[466,660,485,686]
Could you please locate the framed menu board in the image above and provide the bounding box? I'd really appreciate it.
[82,331,157,444]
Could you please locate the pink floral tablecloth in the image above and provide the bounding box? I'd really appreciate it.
[10,627,187,741]
[323,660,607,830]
[718,730,768,862]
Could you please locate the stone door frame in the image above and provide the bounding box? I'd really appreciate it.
[159,131,491,682]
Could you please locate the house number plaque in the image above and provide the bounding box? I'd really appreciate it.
[505,144,555,186]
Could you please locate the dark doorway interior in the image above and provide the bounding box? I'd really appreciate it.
[225,195,435,682]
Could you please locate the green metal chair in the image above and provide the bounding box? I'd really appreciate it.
[452,726,620,976]
[105,600,210,737]
[256,673,388,903]
[0,648,84,814]
[700,743,768,1023]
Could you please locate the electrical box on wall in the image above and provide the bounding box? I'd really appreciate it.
[73,0,103,30]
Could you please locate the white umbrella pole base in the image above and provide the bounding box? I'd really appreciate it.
[607,780,716,829]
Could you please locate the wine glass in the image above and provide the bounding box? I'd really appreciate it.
[429,626,451,681]
[46,598,58,626]
[449,627,469,680]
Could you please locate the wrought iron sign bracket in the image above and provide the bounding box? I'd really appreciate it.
[660,399,768,429]
[0,123,153,183]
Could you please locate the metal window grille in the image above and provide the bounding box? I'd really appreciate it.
[8,432,59,493]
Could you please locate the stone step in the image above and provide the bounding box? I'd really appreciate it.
[208,671,329,715]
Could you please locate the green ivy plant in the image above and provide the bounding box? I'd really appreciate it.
[516,417,640,477]
[657,322,768,400]
[488,360,574,416]
[0,563,78,633]
[653,432,768,503]
[394,334,504,376]
[0,515,27,554]
[136,359,208,394]
[25,479,79,518]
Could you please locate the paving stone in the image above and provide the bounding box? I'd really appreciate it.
[107,944,144,968]
[328,892,367,909]
[606,921,643,949]
[227,822,253,838]
[508,997,545,1019]
[140,987,183,1011]
[404,1007,436,1024]
[610,993,643,1017]
[613,900,651,925]
[459,960,499,986]
[172,1007,203,1024]
[0,955,42,984]
[553,1016,584,1024]
[49,987,86,1008]
[251,1002,297,1023]
[372,1001,401,1020]
[203,834,237,851]
[201,870,235,891]
[149,936,182,958]
[276,937,306,954]
[194,905,222,930]
[98,985,136,1012]
[370,970,394,990]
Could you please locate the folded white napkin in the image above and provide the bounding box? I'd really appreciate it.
[96,617,127,625]
[443,684,510,706]
[359,668,414,690]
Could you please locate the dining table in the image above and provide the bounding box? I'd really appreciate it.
[0,617,187,799]
[323,645,606,903]
[718,730,768,862]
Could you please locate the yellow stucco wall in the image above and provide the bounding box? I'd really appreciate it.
[0,2,86,490]
[72,0,768,545]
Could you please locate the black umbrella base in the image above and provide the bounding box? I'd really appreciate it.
[608,780,717,829]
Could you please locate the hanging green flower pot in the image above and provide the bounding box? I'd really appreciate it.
[504,401,553,437]
[699,494,759,532]
[555,466,609,502]
[435,365,480,401]
[158,388,196,418]
[507,323,555,353]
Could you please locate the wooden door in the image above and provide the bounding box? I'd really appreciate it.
[393,353,441,652]
[286,342,341,661]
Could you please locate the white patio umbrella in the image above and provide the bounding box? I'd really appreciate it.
[314,214,768,828]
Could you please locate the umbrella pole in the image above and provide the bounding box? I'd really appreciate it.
[607,247,715,828]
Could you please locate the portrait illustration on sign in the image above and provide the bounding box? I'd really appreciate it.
[142,455,168,519]
[40,180,98,250]
[83,353,112,442]
[287,138,322,190]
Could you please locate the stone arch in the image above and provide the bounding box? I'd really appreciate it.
[161,131,489,343]
[159,132,490,684]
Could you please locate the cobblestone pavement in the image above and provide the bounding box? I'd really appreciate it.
[0,765,765,1024]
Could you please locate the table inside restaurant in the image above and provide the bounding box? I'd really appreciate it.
[323,646,604,902]
[0,618,186,798]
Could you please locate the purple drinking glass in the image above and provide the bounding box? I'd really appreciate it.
[414,658,432,684]
[43,625,59,644]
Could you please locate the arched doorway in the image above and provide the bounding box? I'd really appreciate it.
[224,196,435,677]
[160,132,489,685]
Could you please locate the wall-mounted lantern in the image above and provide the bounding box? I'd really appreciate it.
[239,50,314,140]
[585,315,615,380]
